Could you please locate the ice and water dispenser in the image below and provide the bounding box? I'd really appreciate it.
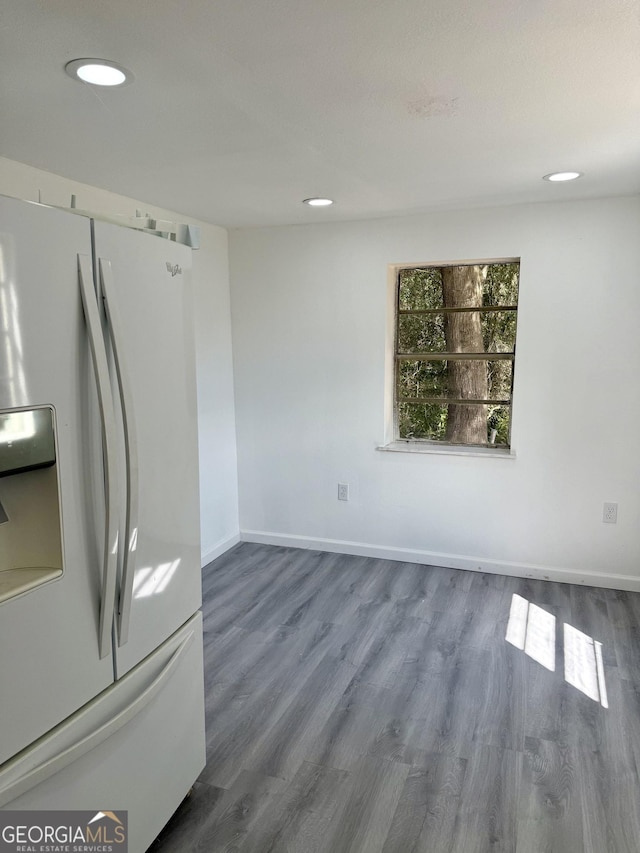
[0,407,63,603]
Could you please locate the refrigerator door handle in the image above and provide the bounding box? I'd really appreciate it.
[99,258,139,647]
[77,254,119,660]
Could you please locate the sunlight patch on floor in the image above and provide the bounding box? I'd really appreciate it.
[505,593,555,671]
[564,622,608,708]
[505,593,608,707]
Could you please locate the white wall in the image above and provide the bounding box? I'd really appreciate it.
[230,196,640,589]
[0,157,239,564]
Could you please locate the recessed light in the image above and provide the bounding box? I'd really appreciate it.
[542,171,583,182]
[302,198,334,207]
[65,59,132,87]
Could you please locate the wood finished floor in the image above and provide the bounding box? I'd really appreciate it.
[148,543,640,853]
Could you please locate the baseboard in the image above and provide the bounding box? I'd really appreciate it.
[201,531,241,568]
[239,529,640,592]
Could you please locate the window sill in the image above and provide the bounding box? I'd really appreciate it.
[376,440,516,459]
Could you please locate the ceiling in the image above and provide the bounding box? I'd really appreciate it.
[1,0,638,228]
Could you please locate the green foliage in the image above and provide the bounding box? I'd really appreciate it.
[483,262,519,306]
[398,402,448,441]
[397,314,446,353]
[482,263,519,358]
[396,262,519,445]
[398,267,443,310]
[397,360,448,398]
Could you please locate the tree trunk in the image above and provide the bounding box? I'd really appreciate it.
[441,265,488,444]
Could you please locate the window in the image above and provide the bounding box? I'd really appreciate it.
[394,260,520,448]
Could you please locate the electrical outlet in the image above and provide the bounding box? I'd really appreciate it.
[338,483,349,502]
[603,502,618,524]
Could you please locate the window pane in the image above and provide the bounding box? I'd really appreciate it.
[398,402,511,445]
[480,310,516,352]
[398,263,519,310]
[397,313,446,352]
[397,359,513,401]
[397,310,516,354]
[482,263,520,307]
[398,267,443,310]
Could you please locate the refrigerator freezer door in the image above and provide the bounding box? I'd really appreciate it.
[0,612,206,853]
[0,197,114,765]
[92,221,201,677]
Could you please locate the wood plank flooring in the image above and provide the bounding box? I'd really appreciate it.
[148,543,640,852]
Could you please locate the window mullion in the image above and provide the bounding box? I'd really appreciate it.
[398,305,517,315]
[398,397,511,405]
[395,352,514,361]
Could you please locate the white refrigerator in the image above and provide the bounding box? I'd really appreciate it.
[0,195,206,852]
